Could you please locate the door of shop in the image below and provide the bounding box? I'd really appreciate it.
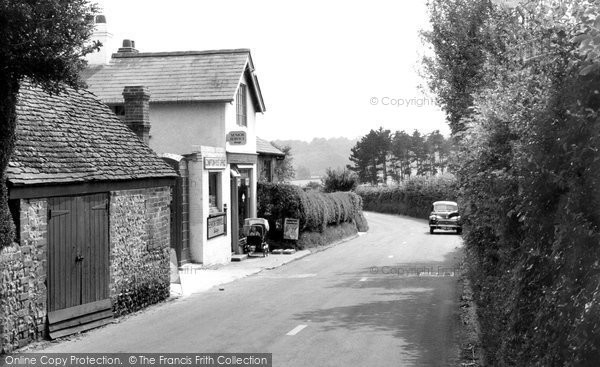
[47,194,113,338]
[238,168,251,230]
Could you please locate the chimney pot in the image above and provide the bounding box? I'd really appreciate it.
[118,39,138,54]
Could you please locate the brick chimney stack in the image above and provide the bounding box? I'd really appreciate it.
[122,86,151,145]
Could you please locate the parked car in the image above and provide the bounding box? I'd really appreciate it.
[429,201,462,234]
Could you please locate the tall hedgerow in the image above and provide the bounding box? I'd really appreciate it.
[356,174,458,219]
[424,0,600,365]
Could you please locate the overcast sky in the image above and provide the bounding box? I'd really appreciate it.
[98,0,449,142]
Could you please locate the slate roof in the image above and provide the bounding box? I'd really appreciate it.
[83,49,266,111]
[7,82,177,186]
[256,137,285,156]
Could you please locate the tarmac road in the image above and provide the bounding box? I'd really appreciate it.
[35,212,464,367]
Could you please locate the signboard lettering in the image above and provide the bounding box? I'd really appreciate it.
[283,218,299,240]
[204,156,227,170]
[227,131,247,145]
[207,214,226,239]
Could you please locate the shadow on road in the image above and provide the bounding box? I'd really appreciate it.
[291,247,463,366]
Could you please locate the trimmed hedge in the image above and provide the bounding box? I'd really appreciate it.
[355,174,458,219]
[257,182,365,240]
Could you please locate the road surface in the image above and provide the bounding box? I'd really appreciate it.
[35,212,464,366]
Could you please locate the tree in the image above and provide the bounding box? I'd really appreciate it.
[273,144,295,182]
[409,130,427,176]
[425,130,446,175]
[390,130,412,181]
[0,0,99,249]
[421,0,494,134]
[348,127,391,185]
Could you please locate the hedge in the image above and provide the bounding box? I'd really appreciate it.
[257,182,365,240]
[355,174,458,219]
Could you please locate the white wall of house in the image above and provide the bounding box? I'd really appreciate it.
[225,72,258,218]
[225,73,257,155]
[149,102,226,155]
[119,70,260,265]
[187,147,231,265]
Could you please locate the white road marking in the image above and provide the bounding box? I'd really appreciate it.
[388,255,394,258]
[359,277,368,282]
[286,324,308,336]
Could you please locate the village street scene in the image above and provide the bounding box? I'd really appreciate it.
[1,0,599,366]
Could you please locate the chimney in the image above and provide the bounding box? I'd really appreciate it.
[118,39,139,54]
[86,13,113,65]
[122,86,151,145]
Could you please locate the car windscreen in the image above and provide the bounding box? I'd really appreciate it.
[434,204,458,212]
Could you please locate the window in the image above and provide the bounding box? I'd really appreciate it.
[236,83,247,127]
[208,172,221,214]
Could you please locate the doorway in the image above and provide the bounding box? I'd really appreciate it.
[47,194,113,338]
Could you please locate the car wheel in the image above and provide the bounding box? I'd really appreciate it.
[457,228,462,235]
[430,227,434,234]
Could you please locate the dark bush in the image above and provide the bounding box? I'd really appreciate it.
[355,175,458,219]
[321,168,359,192]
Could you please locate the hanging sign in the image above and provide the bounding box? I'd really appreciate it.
[283,218,300,240]
[227,131,247,145]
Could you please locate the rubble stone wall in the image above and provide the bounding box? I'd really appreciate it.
[0,199,47,353]
[109,186,171,316]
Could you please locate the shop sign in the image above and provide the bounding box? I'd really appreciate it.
[207,213,227,239]
[227,131,247,145]
[283,218,300,240]
[204,156,227,170]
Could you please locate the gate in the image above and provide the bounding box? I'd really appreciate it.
[47,194,112,338]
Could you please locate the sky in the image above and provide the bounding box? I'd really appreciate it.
[98,0,449,142]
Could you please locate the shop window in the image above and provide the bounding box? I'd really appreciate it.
[208,172,221,214]
[236,84,247,127]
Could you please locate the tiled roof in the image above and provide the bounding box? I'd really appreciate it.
[7,82,177,186]
[256,137,285,156]
[83,49,265,111]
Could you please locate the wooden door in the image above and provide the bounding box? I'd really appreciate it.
[47,194,112,338]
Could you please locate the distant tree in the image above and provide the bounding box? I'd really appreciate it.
[390,130,412,181]
[273,144,295,182]
[0,0,99,249]
[348,127,391,184]
[296,165,311,180]
[425,130,446,175]
[409,130,427,176]
[321,168,359,193]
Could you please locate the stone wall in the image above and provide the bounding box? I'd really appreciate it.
[1,186,172,352]
[109,186,171,316]
[0,199,47,353]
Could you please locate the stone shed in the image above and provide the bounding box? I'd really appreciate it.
[0,82,177,353]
